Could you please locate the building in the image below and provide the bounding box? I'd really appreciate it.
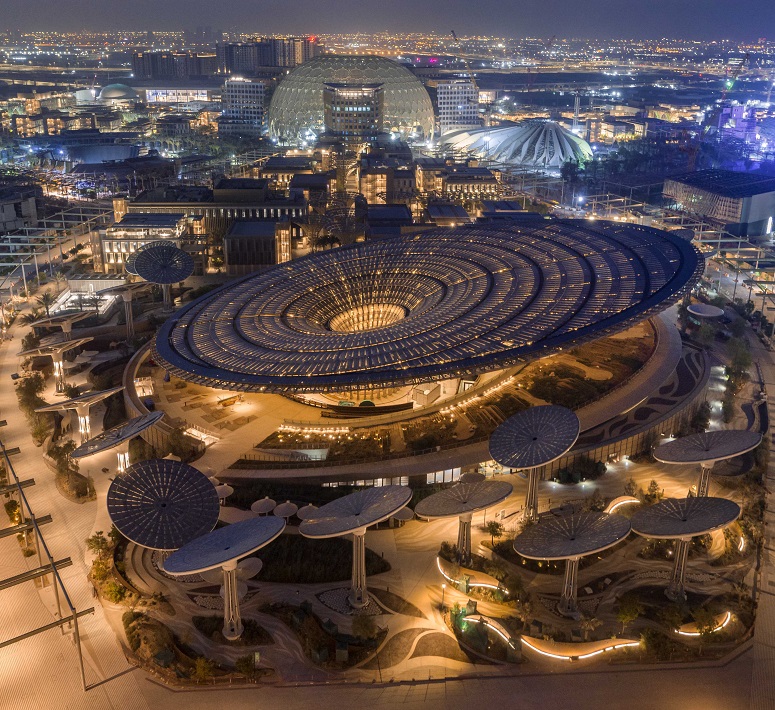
[0,187,37,232]
[119,178,307,241]
[98,213,207,274]
[322,83,384,141]
[259,156,315,188]
[131,51,218,80]
[218,78,266,137]
[663,170,775,238]
[267,55,434,144]
[436,79,480,135]
[216,36,318,74]
[223,220,291,275]
[358,158,415,205]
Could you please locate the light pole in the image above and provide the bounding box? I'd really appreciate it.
[441,583,446,611]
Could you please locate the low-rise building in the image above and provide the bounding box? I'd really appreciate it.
[223,220,292,276]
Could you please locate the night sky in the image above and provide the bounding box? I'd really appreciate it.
[0,0,772,39]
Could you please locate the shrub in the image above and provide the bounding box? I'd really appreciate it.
[102,581,127,603]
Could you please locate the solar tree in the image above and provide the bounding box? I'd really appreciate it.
[18,336,94,393]
[490,405,580,521]
[36,385,124,443]
[415,480,513,565]
[131,243,194,313]
[654,430,762,497]
[164,516,285,640]
[513,511,631,618]
[631,497,740,601]
[300,485,412,609]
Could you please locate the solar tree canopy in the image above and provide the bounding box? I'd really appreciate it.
[30,311,93,328]
[163,516,286,575]
[299,485,412,538]
[153,221,703,394]
[513,511,631,560]
[489,405,581,469]
[18,335,94,358]
[133,243,194,285]
[124,240,170,276]
[35,385,124,413]
[687,304,724,319]
[106,459,219,551]
[415,480,513,519]
[630,497,741,539]
[70,410,165,459]
[653,430,762,466]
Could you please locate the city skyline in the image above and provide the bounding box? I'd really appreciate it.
[0,0,772,41]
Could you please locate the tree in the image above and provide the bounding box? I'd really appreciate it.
[579,615,602,641]
[235,653,256,680]
[36,292,56,317]
[18,308,43,327]
[697,322,714,347]
[616,593,644,634]
[691,607,717,654]
[485,520,505,545]
[193,656,214,682]
[86,531,109,560]
[657,603,684,631]
[645,480,663,504]
[623,477,638,497]
[352,614,378,640]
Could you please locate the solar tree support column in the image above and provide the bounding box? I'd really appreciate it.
[75,404,90,444]
[697,464,713,498]
[116,444,130,475]
[558,557,580,618]
[222,560,243,641]
[61,321,73,341]
[457,511,473,566]
[52,353,65,394]
[122,291,134,340]
[350,528,368,608]
[666,538,690,601]
[525,468,540,521]
[162,284,172,313]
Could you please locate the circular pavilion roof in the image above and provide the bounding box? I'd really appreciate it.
[99,83,138,101]
[106,459,219,551]
[438,120,593,168]
[513,511,631,560]
[630,497,741,539]
[153,221,702,394]
[251,496,276,514]
[133,243,194,285]
[687,304,724,319]
[654,430,762,465]
[163,516,285,574]
[299,485,412,538]
[415,480,513,519]
[459,472,486,484]
[71,411,165,459]
[489,405,580,469]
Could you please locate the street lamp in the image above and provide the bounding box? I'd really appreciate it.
[441,583,446,611]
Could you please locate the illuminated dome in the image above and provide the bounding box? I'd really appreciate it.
[153,220,702,394]
[439,120,593,168]
[267,55,434,143]
[98,83,138,102]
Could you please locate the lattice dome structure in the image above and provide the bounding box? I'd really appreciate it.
[267,55,434,143]
[438,120,593,168]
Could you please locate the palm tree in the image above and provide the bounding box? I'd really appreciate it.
[53,270,66,293]
[18,308,43,326]
[36,292,56,318]
[580,615,602,641]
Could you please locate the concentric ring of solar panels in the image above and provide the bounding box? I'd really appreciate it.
[107,459,220,551]
[153,221,703,393]
[133,243,194,285]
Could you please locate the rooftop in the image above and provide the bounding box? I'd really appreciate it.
[112,213,186,229]
[665,170,775,199]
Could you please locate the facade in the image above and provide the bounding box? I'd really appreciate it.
[663,170,775,238]
[217,37,318,74]
[98,213,207,274]
[267,55,435,144]
[132,51,218,80]
[223,220,292,276]
[323,83,384,141]
[119,179,307,241]
[436,80,480,135]
[0,187,37,232]
[219,78,266,137]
